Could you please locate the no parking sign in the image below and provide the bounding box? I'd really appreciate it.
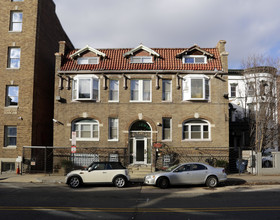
[71,146,76,153]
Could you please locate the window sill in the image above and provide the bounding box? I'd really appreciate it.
[108,100,119,103]
[6,68,20,70]
[72,100,100,102]
[181,139,212,142]
[162,139,172,142]
[8,31,22,33]
[3,146,17,149]
[108,139,119,142]
[130,100,152,103]
[71,139,99,142]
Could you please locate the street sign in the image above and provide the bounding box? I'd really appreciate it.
[71,146,76,153]
[72,132,76,145]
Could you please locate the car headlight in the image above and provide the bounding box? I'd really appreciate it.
[146,175,156,180]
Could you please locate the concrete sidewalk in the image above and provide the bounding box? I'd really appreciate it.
[0,173,279,186]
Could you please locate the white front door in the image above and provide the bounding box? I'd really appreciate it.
[133,138,147,164]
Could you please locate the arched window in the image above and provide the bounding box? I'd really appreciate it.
[183,119,210,140]
[72,119,99,141]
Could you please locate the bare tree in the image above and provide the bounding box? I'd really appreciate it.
[241,55,279,152]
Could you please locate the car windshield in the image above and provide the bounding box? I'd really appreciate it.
[165,164,180,172]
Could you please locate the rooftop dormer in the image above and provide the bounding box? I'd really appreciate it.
[177,44,214,64]
[123,44,160,64]
[70,45,106,65]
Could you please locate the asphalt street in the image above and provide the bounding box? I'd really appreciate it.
[0,182,280,220]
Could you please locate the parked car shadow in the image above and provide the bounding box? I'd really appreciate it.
[222,177,247,186]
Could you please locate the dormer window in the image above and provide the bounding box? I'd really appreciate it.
[130,56,153,64]
[77,57,99,65]
[183,55,206,64]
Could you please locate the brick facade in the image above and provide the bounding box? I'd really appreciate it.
[54,41,229,170]
[0,0,73,172]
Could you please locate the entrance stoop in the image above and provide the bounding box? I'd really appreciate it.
[128,164,153,182]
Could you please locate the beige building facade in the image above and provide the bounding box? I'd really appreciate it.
[0,0,73,172]
[54,41,229,172]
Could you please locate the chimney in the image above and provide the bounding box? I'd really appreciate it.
[217,40,229,73]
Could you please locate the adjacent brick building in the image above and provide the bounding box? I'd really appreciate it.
[0,0,73,172]
[54,41,229,175]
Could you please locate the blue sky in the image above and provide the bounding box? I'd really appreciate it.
[53,0,280,69]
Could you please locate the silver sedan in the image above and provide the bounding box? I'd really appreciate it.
[144,162,227,188]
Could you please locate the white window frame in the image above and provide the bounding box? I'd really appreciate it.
[109,80,119,102]
[10,11,22,32]
[72,75,99,101]
[8,47,21,69]
[6,85,19,106]
[4,126,17,147]
[162,118,172,141]
[182,119,210,141]
[77,57,99,65]
[108,118,118,141]
[130,79,152,102]
[130,56,153,64]
[162,79,172,102]
[73,119,99,141]
[182,75,210,101]
[183,55,207,64]
[230,84,237,98]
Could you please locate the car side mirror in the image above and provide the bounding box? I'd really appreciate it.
[88,167,92,172]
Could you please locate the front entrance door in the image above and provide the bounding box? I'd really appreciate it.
[133,138,147,164]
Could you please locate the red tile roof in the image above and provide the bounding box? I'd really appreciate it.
[60,48,222,72]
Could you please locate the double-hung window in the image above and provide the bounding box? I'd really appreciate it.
[77,57,99,65]
[130,79,151,102]
[162,80,172,101]
[109,80,119,102]
[182,75,209,101]
[108,118,118,141]
[4,126,17,147]
[6,86,19,106]
[183,55,206,64]
[183,120,210,140]
[72,75,99,101]
[8,47,21,69]
[130,56,152,63]
[162,118,171,140]
[10,11,22,32]
[73,119,99,141]
[230,84,237,98]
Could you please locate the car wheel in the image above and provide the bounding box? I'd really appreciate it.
[206,176,218,188]
[263,161,272,168]
[69,176,81,188]
[114,176,126,188]
[158,177,169,189]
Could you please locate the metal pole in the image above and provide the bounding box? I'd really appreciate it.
[44,147,47,174]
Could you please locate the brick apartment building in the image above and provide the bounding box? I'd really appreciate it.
[53,40,230,175]
[0,0,73,172]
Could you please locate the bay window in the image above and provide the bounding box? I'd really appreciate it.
[182,75,209,101]
[72,75,99,101]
